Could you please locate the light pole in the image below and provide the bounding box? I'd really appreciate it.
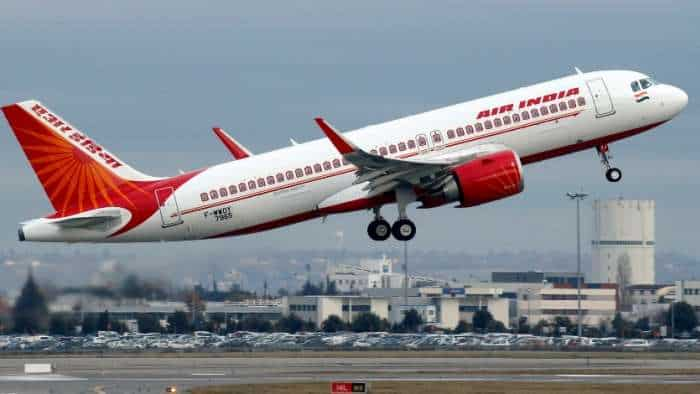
[567,191,588,337]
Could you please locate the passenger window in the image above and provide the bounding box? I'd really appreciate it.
[239,183,247,192]
[431,131,442,143]
[295,168,303,177]
[447,130,455,139]
[540,106,549,115]
[503,115,511,125]
[389,144,397,154]
[530,108,539,118]
[475,123,483,132]
[398,142,407,151]
[304,166,313,175]
[379,147,388,156]
[466,125,474,134]
[258,178,265,187]
[219,187,228,197]
[342,158,349,166]
[512,113,520,122]
[484,120,492,129]
[549,104,558,113]
[210,190,218,199]
[286,170,294,180]
[577,96,586,106]
[314,163,322,173]
[521,111,530,120]
[568,99,577,109]
[559,101,567,111]
[640,79,652,89]
[456,127,465,137]
[229,185,237,195]
[248,180,256,190]
[200,193,209,202]
[370,149,378,155]
[276,173,284,182]
[267,176,275,185]
[417,136,427,147]
[323,161,331,170]
[493,118,502,127]
[332,159,341,168]
[631,81,641,92]
[407,139,416,149]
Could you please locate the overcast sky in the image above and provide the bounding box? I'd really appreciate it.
[0,1,698,260]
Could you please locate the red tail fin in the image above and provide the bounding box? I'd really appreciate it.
[2,100,158,217]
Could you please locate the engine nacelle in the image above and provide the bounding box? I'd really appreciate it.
[440,150,524,207]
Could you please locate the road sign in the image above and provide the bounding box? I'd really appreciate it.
[331,382,368,393]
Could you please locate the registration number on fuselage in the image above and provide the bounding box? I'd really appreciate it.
[203,206,232,222]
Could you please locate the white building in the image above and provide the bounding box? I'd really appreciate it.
[328,255,405,293]
[591,199,655,285]
[677,280,700,314]
[517,285,618,326]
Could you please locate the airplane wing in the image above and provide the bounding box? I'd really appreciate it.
[315,118,511,194]
[212,127,253,160]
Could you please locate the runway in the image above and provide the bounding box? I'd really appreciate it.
[0,355,699,393]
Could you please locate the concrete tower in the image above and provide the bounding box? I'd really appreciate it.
[591,199,655,285]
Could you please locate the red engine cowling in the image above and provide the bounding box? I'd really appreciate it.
[441,150,524,207]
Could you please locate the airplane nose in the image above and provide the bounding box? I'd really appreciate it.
[666,85,688,115]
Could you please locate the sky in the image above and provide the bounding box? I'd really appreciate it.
[0,0,698,261]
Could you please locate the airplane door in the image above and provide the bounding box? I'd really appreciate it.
[155,187,184,228]
[415,134,429,153]
[586,78,616,118]
[430,130,445,150]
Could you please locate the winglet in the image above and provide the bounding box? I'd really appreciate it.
[212,127,253,160]
[314,117,356,155]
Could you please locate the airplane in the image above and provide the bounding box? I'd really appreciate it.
[1,69,687,243]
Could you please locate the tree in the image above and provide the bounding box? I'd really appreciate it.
[49,313,76,336]
[81,315,98,335]
[472,309,493,332]
[612,312,630,338]
[168,310,190,334]
[275,314,305,333]
[401,309,423,332]
[553,316,573,336]
[532,320,550,336]
[238,317,272,332]
[351,312,383,332]
[137,314,162,333]
[121,274,144,299]
[666,301,699,335]
[12,271,49,334]
[517,317,531,334]
[634,317,650,332]
[454,320,472,334]
[97,310,111,331]
[321,315,346,333]
[487,320,507,333]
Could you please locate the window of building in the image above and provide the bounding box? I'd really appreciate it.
[276,173,285,182]
[398,142,407,151]
[304,166,313,175]
[389,144,397,153]
[494,118,502,127]
[512,113,520,122]
[295,168,303,177]
[229,185,237,195]
[530,108,539,118]
[239,182,247,192]
[521,111,530,121]
[332,159,341,168]
[210,190,218,199]
[286,170,294,180]
[313,163,322,173]
[200,193,209,202]
[447,129,455,139]
[219,187,228,197]
[267,175,275,185]
[379,146,388,156]
[577,96,586,106]
[323,161,332,170]
[248,180,256,190]
[257,178,265,187]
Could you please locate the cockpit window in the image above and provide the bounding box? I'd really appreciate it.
[631,81,641,92]
[640,79,652,89]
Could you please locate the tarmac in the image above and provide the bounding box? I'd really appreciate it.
[0,355,699,393]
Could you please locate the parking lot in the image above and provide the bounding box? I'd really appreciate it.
[1,331,699,354]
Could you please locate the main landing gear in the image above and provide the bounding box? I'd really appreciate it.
[367,186,417,242]
[597,144,622,183]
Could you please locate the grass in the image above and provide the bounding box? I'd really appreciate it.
[190,381,700,394]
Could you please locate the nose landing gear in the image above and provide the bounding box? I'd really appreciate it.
[597,144,622,183]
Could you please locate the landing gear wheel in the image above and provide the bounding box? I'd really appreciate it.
[605,168,622,183]
[367,219,391,241]
[392,219,416,241]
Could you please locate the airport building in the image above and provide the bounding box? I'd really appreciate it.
[516,284,618,326]
[591,199,655,285]
[677,280,700,313]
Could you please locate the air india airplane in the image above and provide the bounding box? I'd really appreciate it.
[2,69,688,243]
